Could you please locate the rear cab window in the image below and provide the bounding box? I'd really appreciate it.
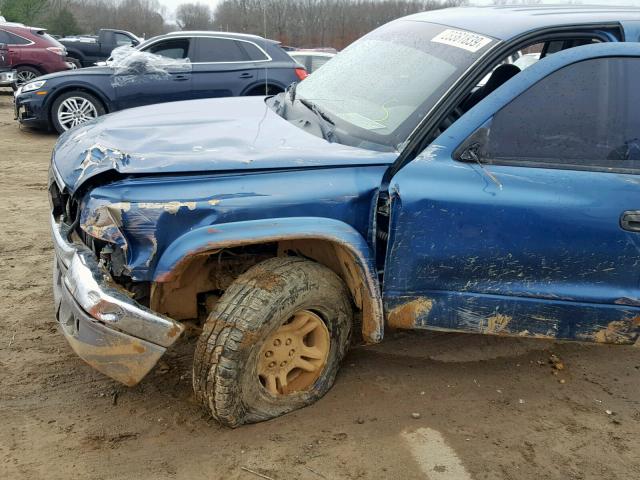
[114,33,134,46]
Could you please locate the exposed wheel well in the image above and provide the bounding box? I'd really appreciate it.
[243,83,284,96]
[14,64,44,74]
[150,239,379,342]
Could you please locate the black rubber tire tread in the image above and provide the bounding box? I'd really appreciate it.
[68,57,82,68]
[193,256,353,427]
[50,90,106,134]
[244,84,283,96]
[15,65,41,85]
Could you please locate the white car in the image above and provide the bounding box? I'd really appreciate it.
[289,51,335,74]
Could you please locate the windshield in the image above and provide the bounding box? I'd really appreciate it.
[293,21,496,150]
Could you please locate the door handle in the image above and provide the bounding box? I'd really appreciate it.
[173,75,189,81]
[239,73,253,79]
[620,211,640,232]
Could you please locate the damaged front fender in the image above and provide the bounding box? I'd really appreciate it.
[154,217,385,343]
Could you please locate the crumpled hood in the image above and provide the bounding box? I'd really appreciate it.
[52,96,395,192]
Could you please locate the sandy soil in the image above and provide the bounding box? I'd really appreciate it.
[1,91,639,480]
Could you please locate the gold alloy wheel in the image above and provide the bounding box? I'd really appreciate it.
[258,310,330,396]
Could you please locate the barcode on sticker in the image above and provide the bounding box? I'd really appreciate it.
[432,29,492,53]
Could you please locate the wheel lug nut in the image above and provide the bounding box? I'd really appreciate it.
[280,361,287,367]
[268,361,276,368]
[289,349,295,356]
[265,351,273,357]
[285,338,292,345]
[273,339,281,346]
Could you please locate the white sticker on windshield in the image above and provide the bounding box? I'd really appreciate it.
[432,29,492,53]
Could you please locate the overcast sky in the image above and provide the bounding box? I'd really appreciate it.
[157,0,640,19]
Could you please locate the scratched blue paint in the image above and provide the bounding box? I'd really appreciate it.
[79,165,391,280]
[52,11,640,345]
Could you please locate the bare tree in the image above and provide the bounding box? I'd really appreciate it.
[176,2,214,30]
[213,0,468,49]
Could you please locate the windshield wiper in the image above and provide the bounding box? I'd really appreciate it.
[300,98,336,142]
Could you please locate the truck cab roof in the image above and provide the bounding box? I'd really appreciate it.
[407,5,640,41]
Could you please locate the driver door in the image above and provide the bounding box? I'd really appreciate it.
[382,44,640,344]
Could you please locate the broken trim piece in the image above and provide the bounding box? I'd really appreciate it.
[64,251,183,347]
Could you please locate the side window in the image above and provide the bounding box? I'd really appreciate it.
[240,41,269,61]
[0,30,10,44]
[6,31,31,45]
[193,37,249,62]
[114,33,134,46]
[481,57,640,171]
[145,39,190,59]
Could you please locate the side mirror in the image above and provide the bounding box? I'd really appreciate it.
[454,119,492,163]
[0,43,7,50]
[131,39,140,47]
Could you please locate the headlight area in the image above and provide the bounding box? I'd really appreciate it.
[76,199,152,306]
[21,80,47,94]
[78,201,130,275]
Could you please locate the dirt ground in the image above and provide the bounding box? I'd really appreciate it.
[0,90,639,480]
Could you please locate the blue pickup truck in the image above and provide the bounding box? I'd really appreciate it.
[50,6,640,426]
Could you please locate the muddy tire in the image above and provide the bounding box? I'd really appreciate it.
[193,256,353,427]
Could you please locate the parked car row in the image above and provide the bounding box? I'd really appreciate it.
[13,30,309,132]
[1,17,339,133]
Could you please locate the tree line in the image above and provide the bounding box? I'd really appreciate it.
[0,0,168,37]
[2,0,552,50]
[208,0,468,49]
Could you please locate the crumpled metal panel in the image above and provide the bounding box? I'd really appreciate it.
[52,96,394,192]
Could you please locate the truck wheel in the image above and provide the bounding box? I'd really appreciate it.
[15,66,40,86]
[244,84,283,96]
[51,91,105,133]
[68,57,82,69]
[193,256,353,427]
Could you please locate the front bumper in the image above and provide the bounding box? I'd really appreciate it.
[0,70,16,86]
[51,215,184,385]
[14,90,49,129]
